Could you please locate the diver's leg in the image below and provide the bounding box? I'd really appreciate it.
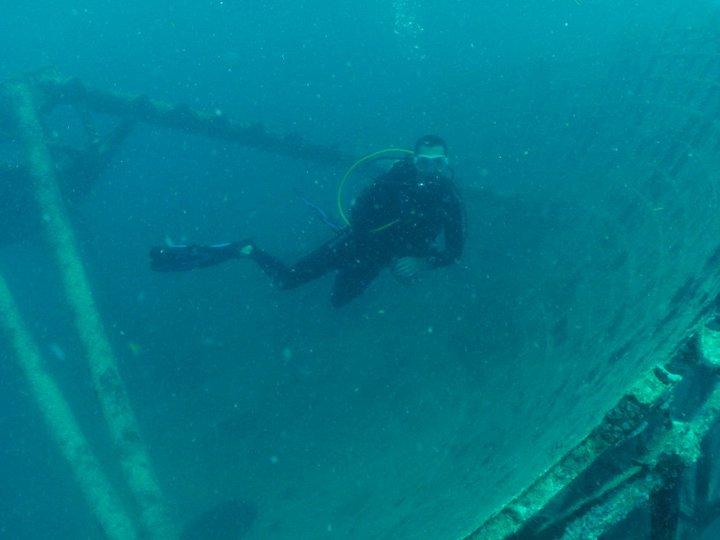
[251,238,345,289]
[330,264,381,308]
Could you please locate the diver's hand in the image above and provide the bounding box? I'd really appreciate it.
[391,257,430,280]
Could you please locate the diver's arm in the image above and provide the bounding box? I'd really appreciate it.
[427,188,465,268]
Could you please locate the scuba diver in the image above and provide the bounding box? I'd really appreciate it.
[150,135,465,307]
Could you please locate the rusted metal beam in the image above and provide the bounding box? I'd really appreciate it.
[2,79,176,539]
[30,72,351,167]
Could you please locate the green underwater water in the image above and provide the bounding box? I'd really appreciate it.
[2,1,720,538]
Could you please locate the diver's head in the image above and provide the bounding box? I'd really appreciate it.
[413,135,451,180]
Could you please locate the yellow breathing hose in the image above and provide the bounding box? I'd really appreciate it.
[337,147,414,232]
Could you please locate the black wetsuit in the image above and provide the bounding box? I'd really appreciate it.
[249,158,465,307]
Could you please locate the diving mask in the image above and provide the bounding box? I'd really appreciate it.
[413,154,450,176]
